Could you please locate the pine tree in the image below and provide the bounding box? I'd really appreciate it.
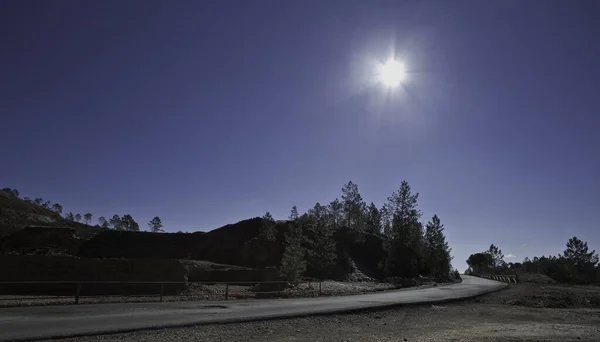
[365,202,382,234]
[148,216,164,233]
[327,198,343,230]
[383,181,423,277]
[280,212,306,281]
[259,211,276,240]
[424,214,452,278]
[304,203,337,279]
[83,213,92,225]
[341,181,367,231]
[563,237,599,268]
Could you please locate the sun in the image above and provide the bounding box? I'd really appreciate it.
[377,59,406,88]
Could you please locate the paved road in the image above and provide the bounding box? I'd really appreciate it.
[0,275,505,341]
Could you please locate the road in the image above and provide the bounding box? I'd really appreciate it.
[0,275,505,341]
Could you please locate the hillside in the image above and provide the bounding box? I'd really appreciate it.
[0,190,102,238]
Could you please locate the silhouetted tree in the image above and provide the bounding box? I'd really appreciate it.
[83,213,92,225]
[383,181,423,277]
[74,213,82,223]
[42,200,51,209]
[424,214,452,278]
[289,205,299,220]
[33,198,43,206]
[487,244,505,268]
[327,198,343,230]
[98,216,109,228]
[280,213,306,281]
[23,197,32,203]
[109,215,122,230]
[51,203,63,214]
[65,212,74,221]
[148,216,164,233]
[562,237,599,268]
[466,253,494,274]
[259,212,276,240]
[341,181,366,231]
[365,202,382,234]
[120,214,139,231]
[304,202,337,279]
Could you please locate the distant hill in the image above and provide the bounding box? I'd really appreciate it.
[0,190,102,238]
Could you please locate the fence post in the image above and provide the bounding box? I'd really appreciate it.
[318,281,322,297]
[75,283,82,305]
[225,284,229,300]
[160,283,164,302]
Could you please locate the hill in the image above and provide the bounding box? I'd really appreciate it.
[0,190,103,238]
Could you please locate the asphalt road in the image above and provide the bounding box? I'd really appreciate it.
[0,275,505,341]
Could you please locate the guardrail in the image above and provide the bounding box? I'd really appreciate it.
[0,280,324,305]
[478,274,518,284]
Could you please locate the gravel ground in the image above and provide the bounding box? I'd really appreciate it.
[46,284,600,342]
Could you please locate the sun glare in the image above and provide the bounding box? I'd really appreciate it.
[378,59,406,88]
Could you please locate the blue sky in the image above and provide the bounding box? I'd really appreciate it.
[1,0,599,271]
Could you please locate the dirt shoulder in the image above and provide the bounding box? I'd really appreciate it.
[45,283,600,342]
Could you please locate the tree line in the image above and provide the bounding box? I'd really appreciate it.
[277,181,457,282]
[466,238,600,284]
[1,188,164,233]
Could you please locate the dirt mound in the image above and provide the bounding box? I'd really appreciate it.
[79,218,285,269]
[0,226,81,255]
[78,230,207,259]
[0,255,187,295]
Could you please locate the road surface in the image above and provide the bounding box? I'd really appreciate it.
[0,275,505,341]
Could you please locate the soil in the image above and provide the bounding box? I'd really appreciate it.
[46,283,600,341]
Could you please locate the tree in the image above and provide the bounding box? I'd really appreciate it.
[383,181,424,277]
[42,200,51,209]
[83,213,92,225]
[424,214,452,278]
[280,215,306,281]
[466,253,494,274]
[304,203,337,279]
[23,197,32,203]
[11,189,19,197]
[341,181,366,231]
[148,216,164,233]
[259,212,276,240]
[327,199,343,230]
[65,212,74,221]
[289,206,299,220]
[365,202,382,234]
[33,197,43,206]
[109,215,122,230]
[74,213,82,223]
[562,237,599,268]
[51,203,63,214]
[486,244,505,268]
[98,216,109,228]
[120,214,139,231]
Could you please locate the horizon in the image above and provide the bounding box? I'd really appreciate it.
[2,0,599,272]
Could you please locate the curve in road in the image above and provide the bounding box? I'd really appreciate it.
[0,275,505,341]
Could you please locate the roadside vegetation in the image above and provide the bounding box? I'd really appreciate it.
[465,239,600,285]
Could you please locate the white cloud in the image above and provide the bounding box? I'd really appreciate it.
[505,254,516,258]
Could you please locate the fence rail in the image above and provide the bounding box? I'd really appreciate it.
[477,274,518,284]
[0,280,323,305]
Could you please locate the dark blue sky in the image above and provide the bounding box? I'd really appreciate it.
[2,0,599,270]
